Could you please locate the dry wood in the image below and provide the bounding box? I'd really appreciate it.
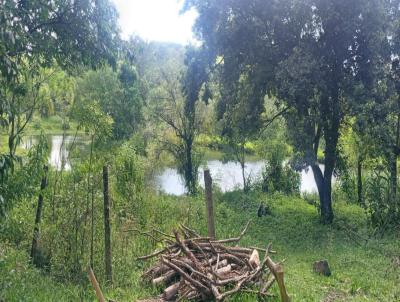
[152,270,177,285]
[249,249,260,269]
[163,283,180,300]
[87,266,106,302]
[204,169,216,239]
[137,221,289,302]
[265,256,290,302]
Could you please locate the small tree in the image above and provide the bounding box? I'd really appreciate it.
[219,76,259,192]
[154,67,201,196]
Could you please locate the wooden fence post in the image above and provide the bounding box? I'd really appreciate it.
[30,165,48,264]
[204,169,216,239]
[103,165,113,284]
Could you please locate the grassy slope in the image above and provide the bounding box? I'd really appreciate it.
[25,115,82,135]
[1,192,399,301]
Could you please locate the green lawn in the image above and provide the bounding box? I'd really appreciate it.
[1,191,399,301]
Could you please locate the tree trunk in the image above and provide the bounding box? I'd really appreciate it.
[8,117,15,158]
[388,151,398,211]
[103,165,113,284]
[357,157,363,206]
[185,139,197,196]
[240,143,247,192]
[311,164,324,203]
[311,162,334,224]
[241,162,246,192]
[30,165,48,264]
[321,168,334,224]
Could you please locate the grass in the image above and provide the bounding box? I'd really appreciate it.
[1,191,399,301]
[25,115,82,135]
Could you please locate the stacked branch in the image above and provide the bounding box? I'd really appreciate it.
[137,222,290,302]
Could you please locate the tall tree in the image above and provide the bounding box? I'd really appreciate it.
[185,0,390,223]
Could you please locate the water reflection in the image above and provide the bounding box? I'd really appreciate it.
[21,135,329,194]
[156,161,327,195]
[22,135,88,170]
[156,161,264,196]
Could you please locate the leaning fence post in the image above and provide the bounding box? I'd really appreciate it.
[204,169,216,239]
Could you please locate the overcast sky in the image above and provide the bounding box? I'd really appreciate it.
[112,0,198,44]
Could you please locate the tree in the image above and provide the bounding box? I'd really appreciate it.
[0,0,119,79]
[74,65,143,140]
[37,67,75,119]
[150,45,209,195]
[219,75,260,192]
[184,0,391,223]
[153,65,199,195]
[0,0,120,199]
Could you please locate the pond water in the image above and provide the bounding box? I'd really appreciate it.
[22,135,89,170]
[155,160,323,195]
[21,135,323,194]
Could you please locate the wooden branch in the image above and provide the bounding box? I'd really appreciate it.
[263,107,289,129]
[161,257,211,296]
[212,220,251,244]
[137,224,288,302]
[87,266,106,302]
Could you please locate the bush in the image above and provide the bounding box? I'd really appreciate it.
[261,159,301,195]
[363,163,400,229]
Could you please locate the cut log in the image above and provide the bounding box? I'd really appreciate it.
[163,283,180,300]
[265,257,290,302]
[152,270,177,285]
[313,260,331,276]
[216,264,232,275]
[249,249,260,268]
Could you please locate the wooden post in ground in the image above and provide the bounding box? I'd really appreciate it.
[204,169,216,239]
[103,165,113,284]
[30,165,48,264]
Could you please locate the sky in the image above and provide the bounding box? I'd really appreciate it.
[111,0,198,45]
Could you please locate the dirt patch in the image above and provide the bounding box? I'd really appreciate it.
[322,290,348,302]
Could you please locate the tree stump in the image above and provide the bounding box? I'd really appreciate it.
[313,260,331,276]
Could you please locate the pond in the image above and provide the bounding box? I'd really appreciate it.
[22,135,90,170]
[21,135,324,194]
[155,160,323,195]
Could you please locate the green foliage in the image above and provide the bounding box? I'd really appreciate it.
[113,142,146,223]
[0,0,119,81]
[37,68,75,118]
[73,65,143,140]
[0,134,48,216]
[262,150,300,195]
[72,87,113,141]
[364,165,392,227]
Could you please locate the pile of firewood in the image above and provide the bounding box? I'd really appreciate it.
[137,222,290,302]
